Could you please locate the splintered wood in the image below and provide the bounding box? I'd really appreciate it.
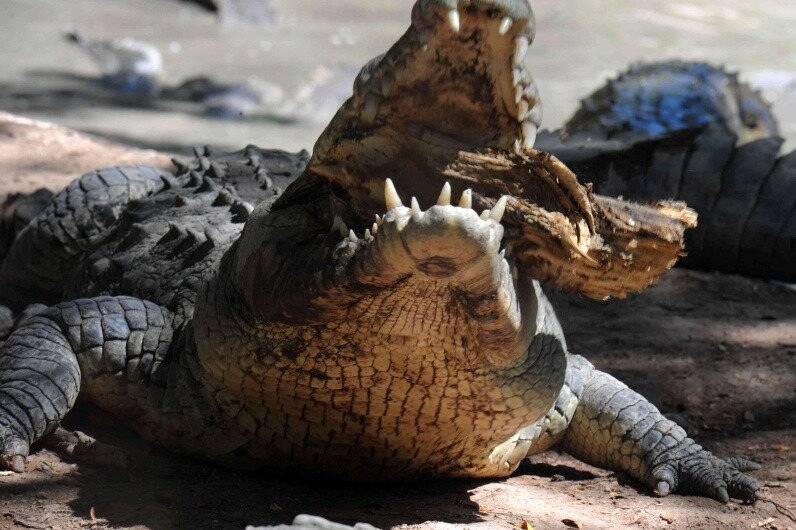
[447,149,697,299]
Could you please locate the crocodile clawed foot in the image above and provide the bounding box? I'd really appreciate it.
[42,426,130,470]
[0,432,29,473]
[651,447,760,504]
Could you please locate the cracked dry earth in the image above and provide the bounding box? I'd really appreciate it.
[0,116,794,530]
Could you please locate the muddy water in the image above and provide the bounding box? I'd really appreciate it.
[1,0,795,153]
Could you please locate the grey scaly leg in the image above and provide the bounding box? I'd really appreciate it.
[0,166,174,313]
[529,354,760,503]
[0,296,176,471]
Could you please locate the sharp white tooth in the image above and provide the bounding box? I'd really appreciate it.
[513,36,529,65]
[364,94,380,121]
[447,9,460,33]
[499,17,513,36]
[489,196,508,222]
[513,139,521,155]
[437,182,451,206]
[411,196,421,214]
[384,178,403,210]
[515,85,523,104]
[372,222,379,235]
[348,229,358,242]
[365,228,373,240]
[499,249,506,259]
[480,209,491,220]
[339,221,349,238]
[516,99,529,121]
[522,121,537,150]
[375,214,383,226]
[458,189,472,209]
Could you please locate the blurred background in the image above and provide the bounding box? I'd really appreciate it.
[1,0,795,154]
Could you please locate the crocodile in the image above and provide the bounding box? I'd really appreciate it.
[539,128,796,281]
[561,60,779,144]
[0,0,760,506]
[532,60,794,282]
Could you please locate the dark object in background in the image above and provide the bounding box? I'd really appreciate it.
[65,32,163,95]
[64,33,272,119]
[165,76,263,119]
[179,0,277,25]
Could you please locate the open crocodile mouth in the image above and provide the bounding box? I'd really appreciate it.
[275,0,697,300]
[305,0,556,223]
[313,0,540,162]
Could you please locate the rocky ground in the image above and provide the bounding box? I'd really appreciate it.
[1,0,796,529]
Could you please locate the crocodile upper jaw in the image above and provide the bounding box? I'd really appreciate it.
[309,0,541,208]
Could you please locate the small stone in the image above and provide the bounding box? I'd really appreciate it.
[743,410,755,423]
[659,512,674,523]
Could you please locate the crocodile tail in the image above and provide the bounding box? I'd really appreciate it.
[540,129,795,281]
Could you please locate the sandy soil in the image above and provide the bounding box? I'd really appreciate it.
[0,111,172,197]
[1,0,796,527]
[0,117,794,530]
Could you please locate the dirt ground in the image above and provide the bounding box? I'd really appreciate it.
[0,112,172,197]
[0,115,794,530]
[1,0,796,527]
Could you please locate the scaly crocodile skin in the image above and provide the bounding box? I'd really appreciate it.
[0,0,759,504]
[563,60,778,144]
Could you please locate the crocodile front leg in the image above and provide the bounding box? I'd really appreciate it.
[0,296,247,471]
[526,354,760,503]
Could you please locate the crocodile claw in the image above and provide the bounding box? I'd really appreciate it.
[0,432,29,473]
[651,450,760,504]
